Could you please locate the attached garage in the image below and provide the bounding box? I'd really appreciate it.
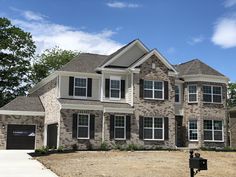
[0,96,45,150]
[7,124,36,149]
[229,107,236,148]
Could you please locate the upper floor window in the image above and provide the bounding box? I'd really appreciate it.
[175,85,180,103]
[203,85,222,103]
[143,117,164,140]
[74,78,87,97]
[110,77,121,99]
[188,120,198,141]
[188,85,197,103]
[204,120,223,142]
[144,80,164,100]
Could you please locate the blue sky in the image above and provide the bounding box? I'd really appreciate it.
[1,0,236,81]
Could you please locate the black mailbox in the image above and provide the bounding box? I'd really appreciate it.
[189,157,207,170]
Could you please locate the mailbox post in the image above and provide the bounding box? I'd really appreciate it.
[189,150,207,177]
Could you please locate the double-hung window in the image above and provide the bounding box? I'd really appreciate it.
[204,120,223,141]
[144,80,164,100]
[74,78,87,97]
[188,120,198,141]
[143,117,164,140]
[175,85,180,103]
[110,77,121,99]
[77,114,90,139]
[114,115,126,140]
[203,85,222,103]
[188,85,197,103]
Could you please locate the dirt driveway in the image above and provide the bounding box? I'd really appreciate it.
[36,150,236,177]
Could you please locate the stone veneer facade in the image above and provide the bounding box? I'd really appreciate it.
[229,111,236,148]
[183,82,227,148]
[0,115,44,149]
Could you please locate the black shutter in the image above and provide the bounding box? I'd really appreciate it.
[139,116,143,139]
[69,77,74,96]
[164,117,169,140]
[90,114,95,139]
[121,80,125,98]
[87,78,92,97]
[126,115,131,139]
[110,115,114,140]
[164,81,169,100]
[105,79,110,98]
[72,113,77,138]
[140,79,143,98]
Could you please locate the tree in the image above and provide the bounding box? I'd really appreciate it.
[0,17,36,107]
[31,47,79,84]
[228,82,236,108]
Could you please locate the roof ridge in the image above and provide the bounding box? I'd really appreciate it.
[176,58,199,66]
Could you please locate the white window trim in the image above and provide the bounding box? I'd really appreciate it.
[77,113,90,139]
[203,120,224,142]
[143,117,164,141]
[188,120,198,142]
[109,76,121,100]
[203,85,222,104]
[114,115,126,140]
[74,77,87,98]
[144,80,164,100]
[175,85,181,104]
[188,84,198,103]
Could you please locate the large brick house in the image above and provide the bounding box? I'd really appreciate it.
[0,39,229,150]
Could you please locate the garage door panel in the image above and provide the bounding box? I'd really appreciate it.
[7,124,36,149]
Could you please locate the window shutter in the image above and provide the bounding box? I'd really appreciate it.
[164,81,169,100]
[110,115,114,140]
[87,78,92,97]
[164,117,169,140]
[139,116,143,139]
[140,79,144,98]
[105,79,110,98]
[121,80,125,99]
[72,113,77,138]
[69,77,74,96]
[90,114,95,139]
[126,115,131,139]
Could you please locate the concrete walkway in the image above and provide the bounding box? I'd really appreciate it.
[0,150,58,177]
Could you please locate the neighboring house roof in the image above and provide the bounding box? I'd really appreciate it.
[58,98,132,108]
[0,96,44,112]
[59,53,108,73]
[174,59,225,77]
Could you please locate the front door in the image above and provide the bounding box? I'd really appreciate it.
[176,116,184,147]
[47,123,58,149]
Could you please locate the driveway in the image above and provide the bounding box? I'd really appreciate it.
[0,150,58,177]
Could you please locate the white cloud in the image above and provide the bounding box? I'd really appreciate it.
[106,1,140,8]
[10,10,123,55]
[212,16,236,48]
[187,35,204,45]
[10,7,46,21]
[224,0,236,7]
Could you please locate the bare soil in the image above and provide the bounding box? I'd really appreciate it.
[36,150,236,177]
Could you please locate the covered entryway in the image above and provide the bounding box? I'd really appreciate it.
[175,116,185,147]
[7,124,36,149]
[47,123,58,148]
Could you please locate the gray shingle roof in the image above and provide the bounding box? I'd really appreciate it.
[174,59,225,77]
[58,98,132,108]
[0,96,44,112]
[59,53,108,73]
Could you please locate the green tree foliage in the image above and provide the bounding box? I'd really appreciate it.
[228,82,236,108]
[31,47,79,84]
[0,17,36,107]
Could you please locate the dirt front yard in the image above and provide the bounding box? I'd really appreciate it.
[36,150,236,177]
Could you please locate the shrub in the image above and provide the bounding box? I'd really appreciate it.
[72,144,78,151]
[126,144,139,151]
[35,146,49,155]
[57,146,64,153]
[100,142,109,151]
